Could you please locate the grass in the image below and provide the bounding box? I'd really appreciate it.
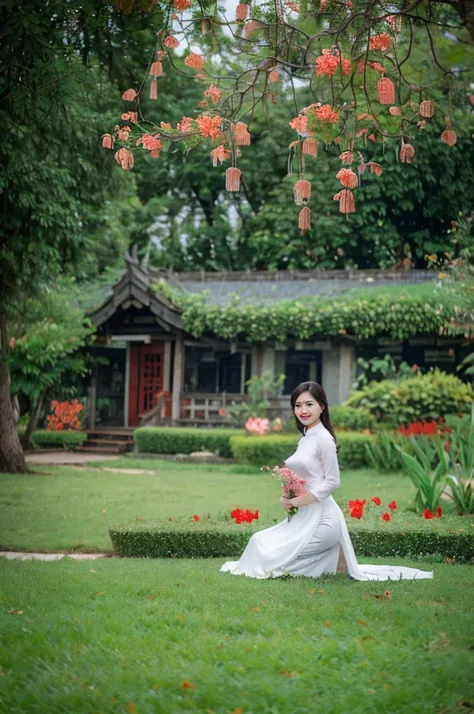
[0,460,425,553]
[1,558,473,714]
[0,459,469,553]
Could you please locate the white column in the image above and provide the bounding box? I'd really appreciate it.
[171,333,184,424]
[321,344,355,405]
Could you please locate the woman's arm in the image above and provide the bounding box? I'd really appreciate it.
[309,437,340,502]
[289,492,318,507]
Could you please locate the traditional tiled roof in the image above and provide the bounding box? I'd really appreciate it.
[149,268,435,306]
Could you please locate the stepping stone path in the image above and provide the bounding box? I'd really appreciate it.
[0,552,109,561]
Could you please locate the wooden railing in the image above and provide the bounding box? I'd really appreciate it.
[179,393,292,424]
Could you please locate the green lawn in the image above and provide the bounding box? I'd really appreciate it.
[1,558,473,714]
[0,460,428,553]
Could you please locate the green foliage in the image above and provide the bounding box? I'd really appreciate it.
[8,282,95,402]
[330,406,375,431]
[365,434,405,473]
[396,447,449,513]
[133,427,245,457]
[30,430,86,449]
[180,281,474,343]
[346,369,473,424]
[109,519,473,562]
[352,354,418,391]
[229,432,374,469]
[229,372,285,426]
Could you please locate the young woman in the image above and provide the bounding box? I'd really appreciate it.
[221,381,433,581]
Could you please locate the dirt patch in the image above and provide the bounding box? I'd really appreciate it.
[99,467,160,476]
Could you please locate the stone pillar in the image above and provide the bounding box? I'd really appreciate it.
[321,343,355,406]
[163,340,172,391]
[171,332,184,424]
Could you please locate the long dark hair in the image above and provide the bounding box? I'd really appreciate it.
[290,381,337,443]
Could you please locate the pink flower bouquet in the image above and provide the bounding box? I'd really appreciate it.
[271,465,306,521]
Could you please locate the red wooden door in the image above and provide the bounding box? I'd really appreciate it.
[128,343,164,426]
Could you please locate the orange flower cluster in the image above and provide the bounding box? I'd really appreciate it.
[196,115,222,139]
[142,134,162,152]
[115,148,134,170]
[336,168,357,188]
[46,400,83,431]
[204,84,222,105]
[164,35,179,48]
[357,61,385,74]
[121,112,138,123]
[174,0,192,9]
[369,33,392,51]
[315,104,339,122]
[289,114,308,134]
[117,126,131,141]
[185,52,204,70]
[315,49,352,77]
[286,0,300,10]
[210,144,230,166]
[177,116,194,133]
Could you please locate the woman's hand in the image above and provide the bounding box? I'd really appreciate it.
[280,496,293,512]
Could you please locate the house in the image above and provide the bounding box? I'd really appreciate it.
[85,258,470,428]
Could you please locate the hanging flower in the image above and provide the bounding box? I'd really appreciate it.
[142,134,162,152]
[174,0,192,9]
[160,122,172,130]
[369,33,392,51]
[196,115,222,139]
[340,57,352,75]
[303,138,318,156]
[315,104,339,123]
[369,162,383,176]
[400,141,415,163]
[289,114,308,134]
[377,77,395,104]
[233,122,251,145]
[339,151,353,164]
[298,207,311,232]
[269,70,280,82]
[115,148,134,170]
[117,126,131,141]
[204,84,222,105]
[419,101,434,118]
[226,167,241,191]
[236,3,249,20]
[149,61,163,77]
[336,168,358,188]
[386,14,402,32]
[164,35,180,48]
[369,61,386,74]
[389,106,401,116]
[245,20,264,37]
[441,126,457,146]
[121,88,137,102]
[185,53,205,71]
[210,144,230,166]
[333,189,355,215]
[102,134,114,149]
[320,0,328,10]
[294,179,311,205]
[150,78,158,100]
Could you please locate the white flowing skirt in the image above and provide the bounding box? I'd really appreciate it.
[220,496,433,582]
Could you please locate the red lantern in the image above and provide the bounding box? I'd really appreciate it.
[298,207,311,232]
[302,138,318,157]
[294,179,311,205]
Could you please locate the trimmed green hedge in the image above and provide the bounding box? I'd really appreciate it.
[230,432,374,469]
[133,427,245,458]
[30,430,86,448]
[109,522,473,562]
[330,406,375,431]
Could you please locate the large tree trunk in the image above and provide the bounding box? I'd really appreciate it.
[21,387,49,451]
[0,310,26,473]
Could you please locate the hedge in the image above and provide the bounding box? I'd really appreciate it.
[109,521,473,562]
[230,432,374,469]
[133,427,245,458]
[330,406,375,431]
[30,430,86,448]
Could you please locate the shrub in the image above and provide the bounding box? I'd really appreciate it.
[346,369,473,424]
[30,430,86,449]
[109,520,473,562]
[230,432,374,469]
[330,405,375,431]
[133,427,245,458]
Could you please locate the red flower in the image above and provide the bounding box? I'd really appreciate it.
[371,496,382,506]
[388,501,397,511]
[423,509,433,520]
[191,515,200,521]
[349,499,366,519]
[382,512,391,521]
[436,506,443,518]
[231,507,259,524]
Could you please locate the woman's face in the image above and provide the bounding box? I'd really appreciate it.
[294,391,323,430]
